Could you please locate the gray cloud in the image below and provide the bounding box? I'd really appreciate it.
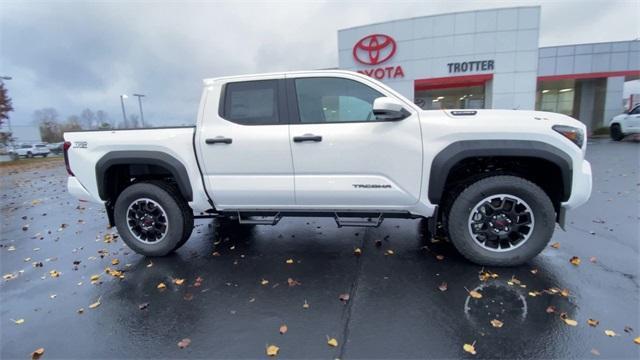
[1,0,639,127]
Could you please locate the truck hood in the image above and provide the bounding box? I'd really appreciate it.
[433,109,586,129]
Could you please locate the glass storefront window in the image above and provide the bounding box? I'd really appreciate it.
[536,80,576,116]
[415,85,485,110]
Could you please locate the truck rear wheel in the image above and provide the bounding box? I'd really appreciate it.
[446,175,555,266]
[114,181,194,256]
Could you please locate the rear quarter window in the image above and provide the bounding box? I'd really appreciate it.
[222,80,280,125]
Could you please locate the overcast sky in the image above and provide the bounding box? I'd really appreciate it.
[1,0,639,127]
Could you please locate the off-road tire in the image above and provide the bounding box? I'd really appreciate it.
[114,181,194,256]
[610,124,624,141]
[446,175,555,266]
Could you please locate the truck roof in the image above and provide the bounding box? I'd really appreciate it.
[202,69,362,85]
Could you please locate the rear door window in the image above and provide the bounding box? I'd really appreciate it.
[222,80,280,125]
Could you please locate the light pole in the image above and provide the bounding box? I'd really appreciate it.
[120,94,128,128]
[1,76,13,146]
[132,93,145,127]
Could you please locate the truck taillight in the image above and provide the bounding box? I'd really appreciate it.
[63,141,74,176]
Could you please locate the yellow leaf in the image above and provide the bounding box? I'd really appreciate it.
[157,282,166,289]
[490,319,503,328]
[587,319,599,327]
[463,343,477,355]
[569,256,581,266]
[385,250,394,255]
[173,278,185,286]
[563,318,578,326]
[49,270,61,278]
[89,298,101,309]
[327,337,339,347]
[354,248,362,256]
[146,261,153,268]
[302,300,310,309]
[111,259,119,265]
[469,290,482,299]
[550,242,560,249]
[560,288,570,297]
[279,324,288,334]
[604,330,617,337]
[285,259,294,264]
[266,344,279,356]
[633,336,640,344]
[12,318,25,324]
[261,279,269,286]
[31,347,45,360]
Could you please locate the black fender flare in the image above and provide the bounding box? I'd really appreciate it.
[95,151,193,201]
[427,140,573,204]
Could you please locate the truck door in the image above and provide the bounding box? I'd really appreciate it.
[286,74,423,207]
[196,76,295,209]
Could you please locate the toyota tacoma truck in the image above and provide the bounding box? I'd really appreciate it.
[63,70,592,266]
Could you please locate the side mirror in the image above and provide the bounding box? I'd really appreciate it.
[373,97,410,121]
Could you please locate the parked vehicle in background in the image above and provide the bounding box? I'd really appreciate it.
[48,142,65,155]
[11,143,51,158]
[609,104,640,141]
[64,70,592,266]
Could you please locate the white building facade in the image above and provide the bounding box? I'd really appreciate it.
[338,6,640,132]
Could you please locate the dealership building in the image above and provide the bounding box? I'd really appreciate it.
[338,6,640,132]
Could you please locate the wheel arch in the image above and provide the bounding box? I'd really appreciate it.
[428,140,573,205]
[96,150,193,203]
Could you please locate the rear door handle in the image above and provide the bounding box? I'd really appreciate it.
[206,136,233,145]
[293,134,322,143]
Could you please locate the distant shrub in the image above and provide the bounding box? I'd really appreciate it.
[591,126,609,136]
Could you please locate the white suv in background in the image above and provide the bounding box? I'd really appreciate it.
[609,104,640,141]
[12,143,51,158]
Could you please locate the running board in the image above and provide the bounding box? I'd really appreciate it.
[237,211,282,225]
[334,212,384,228]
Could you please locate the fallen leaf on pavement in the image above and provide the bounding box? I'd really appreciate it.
[546,306,556,314]
[438,282,448,292]
[569,256,581,266]
[354,248,362,256]
[467,289,482,299]
[157,282,166,290]
[279,324,288,334]
[435,254,444,260]
[604,330,617,337]
[139,303,149,310]
[634,336,640,344]
[385,250,394,255]
[89,297,101,309]
[490,319,503,328]
[261,279,269,286]
[287,278,301,287]
[463,342,477,355]
[111,259,119,265]
[146,261,153,268]
[624,326,633,333]
[591,348,600,356]
[12,318,25,324]
[563,317,578,326]
[302,300,309,309]
[339,293,350,302]
[327,337,338,347]
[587,319,599,327]
[266,344,279,356]
[77,308,84,314]
[550,242,560,249]
[49,270,61,278]
[173,278,185,286]
[285,259,294,264]
[530,268,538,274]
[31,347,45,360]
[177,338,191,349]
[589,256,597,263]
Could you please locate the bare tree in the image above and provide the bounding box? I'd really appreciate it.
[33,108,61,143]
[62,115,82,133]
[96,110,110,128]
[128,114,139,128]
[80,108,95,129]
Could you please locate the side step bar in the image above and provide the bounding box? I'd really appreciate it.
[237,211,282,225]
[334,212,384,228]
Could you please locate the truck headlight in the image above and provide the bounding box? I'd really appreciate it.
[553,125,584,148]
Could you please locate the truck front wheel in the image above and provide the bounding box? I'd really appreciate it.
[446,175,555,266]
[114,181,194,256]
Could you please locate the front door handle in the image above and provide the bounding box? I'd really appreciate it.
[205,136,233,145]
[293,134,322,143]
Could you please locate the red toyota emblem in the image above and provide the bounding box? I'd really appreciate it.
[353,34,397,65]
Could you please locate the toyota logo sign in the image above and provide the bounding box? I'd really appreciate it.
[352,34,404,80]
[352,34,397,65]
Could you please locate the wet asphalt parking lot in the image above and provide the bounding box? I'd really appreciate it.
[1,138,639,359]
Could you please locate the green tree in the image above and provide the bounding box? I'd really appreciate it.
[0,81,13,127]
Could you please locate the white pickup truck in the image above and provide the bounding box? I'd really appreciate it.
[64,70,592,266]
